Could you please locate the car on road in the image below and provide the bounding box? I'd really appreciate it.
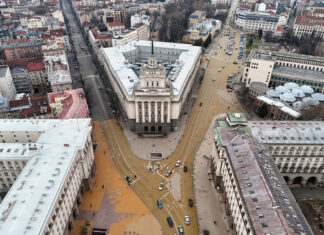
[218,69,221,72]
[226,79,232,82]
[189,198,193,207]
[175,160,181,167]
[185,216,190,225]
[178,226,184,234]
[157,199,163,209]
[158,182,163,190]
[167,217,174,227]
[233,61,238,64]
[184,166,188,172]
[165,170,172,177]
[227,88,233,92]
[125,176,131,183]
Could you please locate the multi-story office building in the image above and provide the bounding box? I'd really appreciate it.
[99,40,201,134]
[0,119,95,235]
[0,65,17,101]
[293,13,324,39]
[248,121,324,185]
[10,67,33,94]
[2,39,43,61]
[212,115,313,235]
[235,11,286,33]
[27,62,48,89]
[242,49,324,92]
[111,24,150,47]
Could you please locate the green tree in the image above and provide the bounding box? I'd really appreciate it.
[257,104,268,118]
[247,37,254,47]
[258,29,263,39]
[194,38,203,46]
[203,34,212,48]
[203,230,210,235]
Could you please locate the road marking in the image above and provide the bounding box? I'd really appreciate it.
[160,192,169,200]
[130,177,140,185]
[157,171,168,181]
[164,203,178,229]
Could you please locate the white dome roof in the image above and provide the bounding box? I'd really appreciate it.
[300,85,314,94]
[311,93,324,102]
[293,101,307,110]
[275,86,289,93]
[291,88,305,98]
[266,89,281,97]
[302,97,319,106]
[280,92,296,102]
[284,82,299,89]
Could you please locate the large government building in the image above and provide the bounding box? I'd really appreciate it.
[99,40,201,134]
[0,119,95,235]
[211,114,315,235]
[242,49,324,92]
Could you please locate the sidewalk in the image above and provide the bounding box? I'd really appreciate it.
[71,121,162,235]
[193,114,230,235]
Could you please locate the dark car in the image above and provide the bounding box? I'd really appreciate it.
[167,217,174,227]
[189,198,193,207]
[157,200,163,209]
[199,102,203,107]
[184,166,188,172]
[125,176,131,183]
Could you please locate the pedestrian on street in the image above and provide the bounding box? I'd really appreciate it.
[134,175,137,179]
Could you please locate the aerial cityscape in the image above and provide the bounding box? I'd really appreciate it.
[0,0,323,234]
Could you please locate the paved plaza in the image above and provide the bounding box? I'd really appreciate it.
[70,121,162,235]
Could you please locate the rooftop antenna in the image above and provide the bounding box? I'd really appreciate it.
[150,23,154,55]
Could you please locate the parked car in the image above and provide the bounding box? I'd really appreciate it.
[165,170,172,177]
[185,216,190,225]
[158,182,163,191]
[199,102,203,107]
[157,200,163,209]
[167,217,174,227]
[233,61,238,64]
[126,176,131,183]
[178,226,184,235]
[189,198,193,207]
[184,166,188,172]
[175,160,181,167]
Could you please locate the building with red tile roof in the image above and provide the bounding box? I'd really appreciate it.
[293,12,324,38]
[48,88,89,119]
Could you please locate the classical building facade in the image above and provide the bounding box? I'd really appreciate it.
[0,119,95,235]
[211,114,313,235]
[248,121,324,185]
[99,40,201,134]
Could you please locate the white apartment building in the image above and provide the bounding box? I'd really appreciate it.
[242,49,324,91]
[0,65,16,101]
[211,115,313,235]
[130,13,150,28]
[99,41,201,134]
[111,24,149,47]
[0,119,95,235]
[235,11,283,33]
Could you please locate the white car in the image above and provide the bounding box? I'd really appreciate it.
[175,160,181,167]
[158,182,163,191]
[185,216,190,225]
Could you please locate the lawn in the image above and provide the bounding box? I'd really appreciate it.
[246,35,262,57]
